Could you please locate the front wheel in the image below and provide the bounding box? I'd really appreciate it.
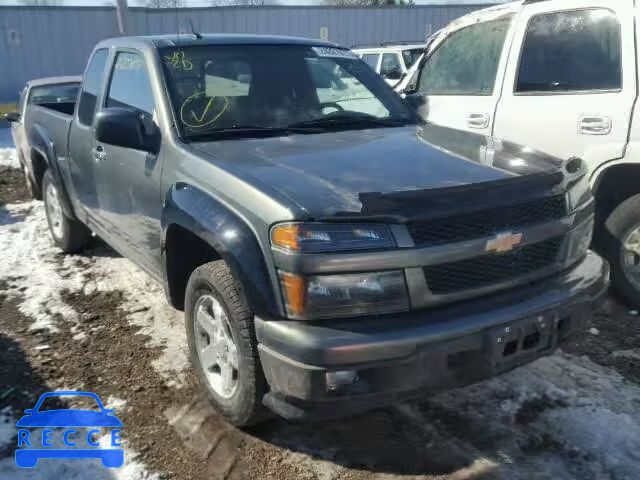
[42,170,91,253]
[185,260,269,426]
[597,193,640,305]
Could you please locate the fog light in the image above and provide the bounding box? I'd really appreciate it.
[326,370,358,392]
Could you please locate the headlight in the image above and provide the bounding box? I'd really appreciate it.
[279,270,409,320]
[271,222,395,252]
[566,173,590,211]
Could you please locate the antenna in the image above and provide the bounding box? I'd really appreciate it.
[175,3,180,45]
[187,19,202,40]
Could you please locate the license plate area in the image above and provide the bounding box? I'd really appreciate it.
[486,313,555,367]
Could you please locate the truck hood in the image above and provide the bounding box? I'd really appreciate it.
[191,124,571,220]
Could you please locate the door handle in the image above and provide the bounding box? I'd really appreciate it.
[466,112,490,129]
[93,145,107,162]
[579,116,611,135]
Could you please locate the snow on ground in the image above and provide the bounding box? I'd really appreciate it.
[86,254,188,385]
[0,175,188,383]
[0,409,16,450]
[0,127,19,167]
[0,427,160,480]
[0,202,83,332]
[419,352,640,479]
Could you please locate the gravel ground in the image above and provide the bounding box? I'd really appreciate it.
[1,144,639,480]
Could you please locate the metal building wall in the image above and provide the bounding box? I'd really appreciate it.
[0,4,487,103]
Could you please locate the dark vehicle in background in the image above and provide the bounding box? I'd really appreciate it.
[5,76,80,199]
[12,34,608,426]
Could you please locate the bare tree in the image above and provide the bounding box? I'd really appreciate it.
[19,0,62,5]
[146,0,185,7]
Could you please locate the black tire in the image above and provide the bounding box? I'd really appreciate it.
[185,260,269,426]
[42,170,91,253]
[596,193,640,305]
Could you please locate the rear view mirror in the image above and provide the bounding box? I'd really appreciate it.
[4,111,20,123]
[95,108,159,153]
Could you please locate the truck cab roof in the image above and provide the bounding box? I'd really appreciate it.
[95,34,338,51]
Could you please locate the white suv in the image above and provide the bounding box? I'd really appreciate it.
[408,0,640,303]
[353,43,427,91]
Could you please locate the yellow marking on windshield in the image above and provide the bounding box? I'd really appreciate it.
[163,51,193,72]
[179,91,229,128]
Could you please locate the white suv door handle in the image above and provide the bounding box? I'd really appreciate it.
[466,112,490,129]
[579,116,611,135]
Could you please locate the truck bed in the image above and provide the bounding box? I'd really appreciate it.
[27,103,75,159]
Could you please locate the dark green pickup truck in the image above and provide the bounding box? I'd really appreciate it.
[6,34,608,426]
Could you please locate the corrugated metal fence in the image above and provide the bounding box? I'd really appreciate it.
[0,4,486,103]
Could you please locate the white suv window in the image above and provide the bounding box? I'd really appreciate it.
[418,18,511,96]
[516,9,621,93]
[361,53,379,71]
[380,53,403,80]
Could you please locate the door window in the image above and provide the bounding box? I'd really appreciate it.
[418,18,511,95]
[361,53,380,71]
[516,9,621,93]
[106,52,155,115]
[380,53,403,80]
[77,49,109,126]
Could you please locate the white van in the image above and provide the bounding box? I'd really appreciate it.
[353,43,427,90]
[408,0,640,303]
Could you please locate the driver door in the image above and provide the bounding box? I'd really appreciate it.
[94,50,163,276]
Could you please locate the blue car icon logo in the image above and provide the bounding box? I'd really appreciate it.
[15,391,124,468]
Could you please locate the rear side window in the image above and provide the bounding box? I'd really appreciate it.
[106,52,155,115]
[516,9,622,93]
[361,53,379,71]
[419,18,511,95]
[29,84,79,105]
[78,49,109,126]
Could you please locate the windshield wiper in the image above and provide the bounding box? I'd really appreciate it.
[288,114,414,130]
[185,125,323,141]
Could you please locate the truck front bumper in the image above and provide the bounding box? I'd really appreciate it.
[255,252,609,421]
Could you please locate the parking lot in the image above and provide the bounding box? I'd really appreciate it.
[1,128,640,479]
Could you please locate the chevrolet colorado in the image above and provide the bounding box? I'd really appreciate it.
[12,34,608,426]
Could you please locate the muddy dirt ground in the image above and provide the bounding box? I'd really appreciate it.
[1,152,639,480]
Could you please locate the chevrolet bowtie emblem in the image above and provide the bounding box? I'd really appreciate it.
[485,232,524,253]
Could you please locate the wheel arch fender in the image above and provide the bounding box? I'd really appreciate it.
[27,123,77,219]
[162,183,281,317]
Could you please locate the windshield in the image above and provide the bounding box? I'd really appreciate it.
[160,44,416,140]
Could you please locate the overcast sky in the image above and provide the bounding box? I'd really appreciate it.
[1,0,505,6]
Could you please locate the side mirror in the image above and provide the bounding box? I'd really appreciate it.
[23,409,34,415]
[4,111,20,123]
[95,108,158,153]
[404,92,427,113]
